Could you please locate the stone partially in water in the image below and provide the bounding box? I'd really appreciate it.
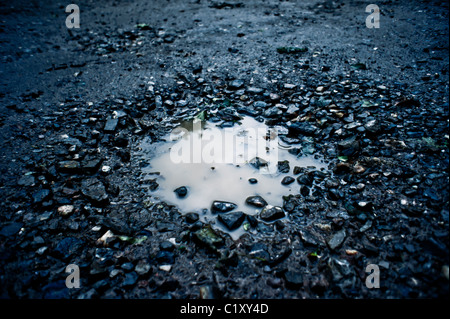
[281,176,295,185]
[174,186,188,198]
[211,201,237,214]
[218,211,246,230]
[327,229,346,250]
[245,196,268,208]
[260,206,285,222]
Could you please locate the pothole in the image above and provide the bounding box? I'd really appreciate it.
[135,114,330,239]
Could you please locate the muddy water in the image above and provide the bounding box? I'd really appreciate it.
[136,116,328,239]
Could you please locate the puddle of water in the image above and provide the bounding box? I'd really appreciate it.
[136,115,328,239]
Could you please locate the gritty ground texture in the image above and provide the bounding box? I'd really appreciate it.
[0,0,449,299]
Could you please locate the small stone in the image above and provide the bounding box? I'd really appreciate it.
[121,262,134,271]
[277,160,290,173]
[338,136,360,156]
[245,196,268,208]
[316,86,325,92]
[229,79,244,90]
[17,175,35,186]
[135,261,151,276]
[185,212,199,223]
[104,118,119,133]
[36,246,48,255]
[327,229,346,250]
[218,211,246,230]
[58,205,74,217]
[288,122,317,136]
[97,230,115,246]
[122,271,138,287]
[284,83,297,90]
[81,178,109,207]
[211,201,237,213]
[159,240,175,251]
[260,206,285,222]
[159,265,172,272]
[54,237,84,260]
[353,165,366,174]
[32,189,52,204]
[281,176,295,185]
[58,160,80,173]
[193,225,224,251]
[0,222,23,237]
[101,165,111,174]
[284,270,303,288]
[174,186,188,198]
[248,178,258,184]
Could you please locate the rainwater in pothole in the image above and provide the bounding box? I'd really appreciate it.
[135,115,329,239]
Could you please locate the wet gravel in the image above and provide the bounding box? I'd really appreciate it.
[0,0,448,299]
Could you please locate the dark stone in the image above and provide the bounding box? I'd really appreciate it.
[32,189,52,204]
[117,149,131,162]
[174,186,188,198]
[260,206,285,221]
[211,200,237,213]
[159,240,175,251]
[229,79,244,90]
[81,178,109,207]
[248,242,270,262]
[299,185,310,197]
[288,122,318,136]
[58,160,80,173]
[81,156,103,173]
[337,136,360,156]
[248,157,268,170]
[104,118,119,133]
[54,237,84,260]
[0,222,23,237]
[277,160,290,173]
[246,215,258,227]
[248,178,258,184]
[122,271,138,287]
[155,251,175,264]
[218,211,245,230]
[284,270,303,289]
[17,175,35,186]
[245,195,268,208]
[327,229,346,250]
[297,173,314,186]
[193,225,224,251]
[281,176,295,185]
[185,212,199,223]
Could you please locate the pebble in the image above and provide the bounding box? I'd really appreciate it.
[245,196,268,208]
[260,206,285,222]
[211,200,237,213]
[174,186,188,198]
[58,205,74,217]
[281,176,295,185]
[217,211,246,230]
[327,229,346,250]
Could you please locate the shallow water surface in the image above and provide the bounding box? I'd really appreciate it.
[136,116,328,238]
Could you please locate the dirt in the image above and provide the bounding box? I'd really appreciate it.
[0,0,448,300]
